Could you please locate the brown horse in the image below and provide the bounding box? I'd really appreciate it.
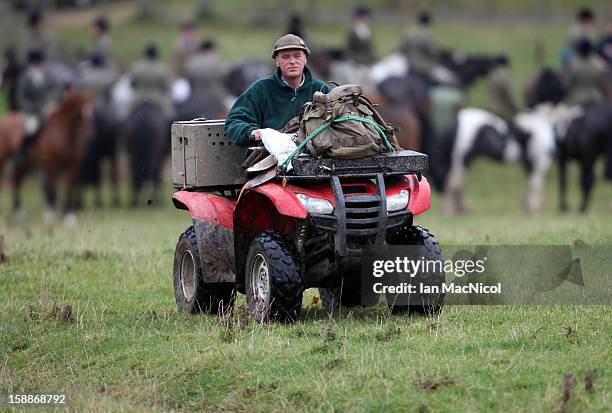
[0,113,24,184]
[11,88,92,221]
[363,88,422,151]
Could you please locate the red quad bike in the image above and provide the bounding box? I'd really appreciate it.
[171,119,444,322]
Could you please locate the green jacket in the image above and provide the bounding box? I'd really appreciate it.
[129,58,172,116]
[78,64,118,110]
[565,56,606,106]
[487,66,518,122]
[16,65,58,115]
[184,51,229,103]
[224,67,331,146]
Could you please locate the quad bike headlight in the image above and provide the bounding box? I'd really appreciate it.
[387,190,409,212]
[296,194,334,215]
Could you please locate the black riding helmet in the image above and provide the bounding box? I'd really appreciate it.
[144,42,159,59]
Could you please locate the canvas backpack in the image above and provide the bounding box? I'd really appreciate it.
[297,84,399,160]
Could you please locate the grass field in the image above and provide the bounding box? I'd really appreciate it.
[1,160,611,412]
[1,1,611,412]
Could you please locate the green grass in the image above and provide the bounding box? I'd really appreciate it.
[0,159,611,412]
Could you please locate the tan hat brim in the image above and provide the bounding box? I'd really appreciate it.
[272,45,310,58]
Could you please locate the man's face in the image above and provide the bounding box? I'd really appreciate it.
[275,49,307,79]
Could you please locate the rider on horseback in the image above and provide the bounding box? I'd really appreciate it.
[183,39,231,112]
[564,38,607,107]
[346,7,376,65]
[12,49,59,168]
[400,12,439,78]
[129,43,173,119]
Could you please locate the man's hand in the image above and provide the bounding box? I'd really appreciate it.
[250,129,262,140]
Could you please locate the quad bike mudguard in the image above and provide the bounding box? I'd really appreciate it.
[172,191,236,283]
[234,182,308,228]
[405,174,431,216]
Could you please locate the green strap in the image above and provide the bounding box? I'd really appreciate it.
[341,115,394,152]
[280,115,394,170]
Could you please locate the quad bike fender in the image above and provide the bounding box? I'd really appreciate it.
[172,190,235,228]
[233,183,307,293]
[405,174,431,216]
[173,191,236,283]
[238,183,308,220]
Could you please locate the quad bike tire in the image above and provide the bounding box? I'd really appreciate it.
[245,231,304,323]
[173,226,235,314]
[386,224,445,315]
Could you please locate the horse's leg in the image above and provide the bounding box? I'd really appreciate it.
[93,133,104,208]
[102,117,119,208]
[525,161,546,213]
[129,148,144,207]
[558,143,569,212]
[93,163,103,209]
[90,126,103,209]
[454,167,468,214]
[579,156,596,213]
[11,158,30,220]
[443,162,465,214]
[150,130,167,207]
[109,148,120,207]
[63,159,83,216]
[42,166,59,224]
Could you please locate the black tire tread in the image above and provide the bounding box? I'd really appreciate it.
[174,226,235,315]
[386,225,445,316]
[247,231,304,322]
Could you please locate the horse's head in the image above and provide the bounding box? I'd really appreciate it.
[526,68,566,108]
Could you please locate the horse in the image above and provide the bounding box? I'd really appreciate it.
[0,113,24,186]
[437,51,502,88]
[74,104,122,208]
[523,65,612,212]
[224,59,271,97]
[11,88,93,222]
[437,106,573,214]
[174,96,226,121]
[366,75,426,151]
[123,101,168,207]
[557,102,612,212]
[369,56,450,154]
[524,66,566,108]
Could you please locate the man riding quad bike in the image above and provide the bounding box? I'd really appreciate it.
[170,35,444,323]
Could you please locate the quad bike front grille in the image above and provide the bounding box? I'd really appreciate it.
[344,194,382,235]
[310,173,410,257]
